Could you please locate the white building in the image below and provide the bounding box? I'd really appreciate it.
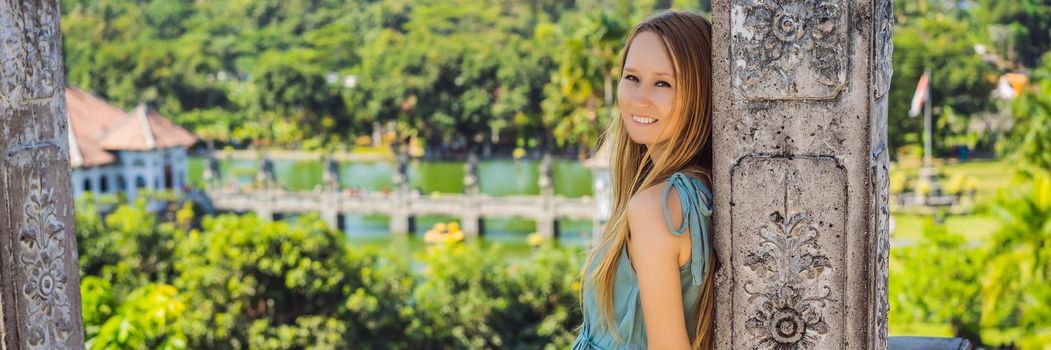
[66,86,198,199]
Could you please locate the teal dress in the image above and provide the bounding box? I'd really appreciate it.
[573,172,714,350]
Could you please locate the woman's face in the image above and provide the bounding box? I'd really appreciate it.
[618,31,679,147]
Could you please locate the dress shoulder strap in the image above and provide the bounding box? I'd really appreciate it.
[660,172,714,286]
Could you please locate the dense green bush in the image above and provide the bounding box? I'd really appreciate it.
[77,204,585,349]
[75,196,183,298]
[81,277,188,350]
[981,172,1051,347]
[405,243,582,349]
[890,220,985,340]
[173,213,375,349]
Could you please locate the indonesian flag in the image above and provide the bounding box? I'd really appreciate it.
[909,72,929,117]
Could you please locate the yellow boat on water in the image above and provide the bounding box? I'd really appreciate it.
[423,221,465,244]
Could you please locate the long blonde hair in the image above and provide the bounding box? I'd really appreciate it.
[582,10,715,349]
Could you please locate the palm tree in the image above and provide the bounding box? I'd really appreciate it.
[542,11,628,152]
[981,171,1051,344]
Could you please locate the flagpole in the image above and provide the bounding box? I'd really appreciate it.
[923,67,933,170]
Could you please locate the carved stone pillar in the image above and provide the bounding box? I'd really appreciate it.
[711,0,892,349]
[0,0,86,348]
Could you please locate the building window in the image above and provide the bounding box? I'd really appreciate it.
[83,178,92,192]
[136,176,147,189]
[117,175,127,191]
[164,165,174,189]
[99,176,110,193]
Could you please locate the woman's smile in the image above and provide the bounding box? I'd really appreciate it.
[631,114,659,125]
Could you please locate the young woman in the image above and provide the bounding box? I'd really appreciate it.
[573,10,715,350]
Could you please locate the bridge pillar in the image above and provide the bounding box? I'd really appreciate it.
[390,143,411,235]
[536,214,556,239]
[389,205,412,235]
[536,192,558,239]
[255,189,274,221]
[461,211,481,237]
[462,152,481,237]
[321,192,339,231]
[537,153,557,238]
[388,187,412,235]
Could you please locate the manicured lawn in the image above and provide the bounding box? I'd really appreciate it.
[891,213,1001,244]
[889,158,1009,244]
[893,158,1012,204]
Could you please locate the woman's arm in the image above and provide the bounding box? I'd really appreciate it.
[626,184,692,350]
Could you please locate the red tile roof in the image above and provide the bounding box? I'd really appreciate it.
[97,104,198,151]
[65,86,197,168]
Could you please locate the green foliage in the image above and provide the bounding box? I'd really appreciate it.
[172,213,366,349]
[77,201,587,348]
[405,242,583,349]
[890,219,985,341]
[892,171,1051,348]
[81,277,188,350]
[541,11,628,149]
[57,0,1051,159]
[887,13,997,155]
[75,196,182,298]
[1003,54,1051,172]
[971,0,1051,67]
[80,276,116,341]
[980,172,1051,346]
[59,0,711,152]
[337,245,417,349]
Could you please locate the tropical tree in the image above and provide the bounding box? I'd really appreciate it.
[541,11,629,151]
[887,13,998,156]
[1002,53,1051,172]
[980,172,1051,348]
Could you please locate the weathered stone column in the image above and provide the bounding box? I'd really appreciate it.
[1,0,86,348]
[711,0,893,349]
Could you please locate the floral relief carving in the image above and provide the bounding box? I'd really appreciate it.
[873,0,895,98]
[744,211,832,349]
[0,0,60,107]
[18,175,73,349]
[732,0,848,99]
[873,148,891,349]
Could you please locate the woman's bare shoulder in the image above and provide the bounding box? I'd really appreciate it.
[626,181,686,245]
